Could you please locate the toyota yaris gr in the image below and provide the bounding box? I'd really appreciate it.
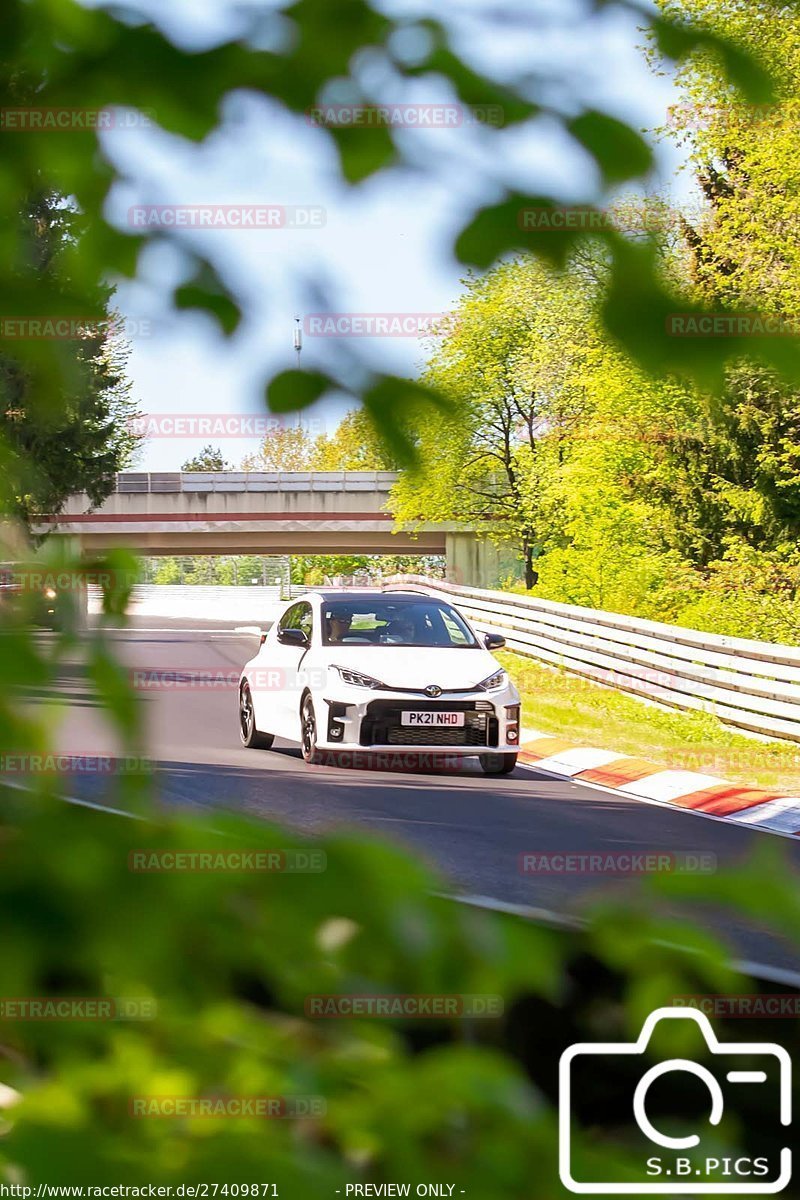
[238,590,521,774]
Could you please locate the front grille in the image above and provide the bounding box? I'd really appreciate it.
[360,700,497,748]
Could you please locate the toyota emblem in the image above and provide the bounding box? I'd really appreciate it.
[425,684,443,698]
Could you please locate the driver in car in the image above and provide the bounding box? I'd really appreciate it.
[326,607,353,642]
[382,614,415,643]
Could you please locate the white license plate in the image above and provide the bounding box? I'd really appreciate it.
[401,711,466,727]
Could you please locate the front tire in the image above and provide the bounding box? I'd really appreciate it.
[239,682,275,749]
[300,694,324,765]
[479,752,517,776]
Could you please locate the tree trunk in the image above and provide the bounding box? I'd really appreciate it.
[524,542,538,590]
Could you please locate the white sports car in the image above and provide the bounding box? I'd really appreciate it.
[238,589,521,775]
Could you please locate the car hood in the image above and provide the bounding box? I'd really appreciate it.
[318,645,503,692]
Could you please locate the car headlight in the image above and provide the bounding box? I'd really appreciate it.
[477,669,508,691]
[333,665,387,689]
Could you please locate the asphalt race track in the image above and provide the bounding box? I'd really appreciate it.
[20,616,800,978]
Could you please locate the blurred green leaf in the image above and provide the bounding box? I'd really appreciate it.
[174,264,242,337]
[266,368,331,413]
[568,110,654,185]
[362,377,451,469]
[455,194,591,269]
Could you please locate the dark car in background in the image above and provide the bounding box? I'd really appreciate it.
[0,563,65,628]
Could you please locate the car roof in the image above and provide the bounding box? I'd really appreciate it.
[310,589,431,603]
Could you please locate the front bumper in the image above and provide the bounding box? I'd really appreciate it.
[316,685,521,755]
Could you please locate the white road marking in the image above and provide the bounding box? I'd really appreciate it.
[445,892,800,989]
[728,797,800,832]
[1,778,147,821]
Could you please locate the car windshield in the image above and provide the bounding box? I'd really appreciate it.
[321,598,479,647]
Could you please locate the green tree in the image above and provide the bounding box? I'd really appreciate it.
[524,358,701,615]
[1,192,141,529]
[392,249,725,613]
[374,553,445,577]
[394,258,603,588]
[311,409,396,470]
[290,554,371,585]
[656,1,800,553]
[151,557,183,584]
[242,425,315,471]
[183,558,224,585]
[182,445,232,471]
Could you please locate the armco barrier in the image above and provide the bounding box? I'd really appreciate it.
[384,576,800,744]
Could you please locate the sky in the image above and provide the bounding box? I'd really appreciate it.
[90,0,696,471]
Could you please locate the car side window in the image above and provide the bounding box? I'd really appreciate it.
[294,602,313,641]
[278,603,300,633]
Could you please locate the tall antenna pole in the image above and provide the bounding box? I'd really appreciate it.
[293,316,303,429]
[293,316,302,368]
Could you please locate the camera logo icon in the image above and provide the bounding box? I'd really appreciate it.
[559,1006,792,1194]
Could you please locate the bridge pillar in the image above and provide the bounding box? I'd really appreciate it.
[445,532,512,589]
[73,578,90,631]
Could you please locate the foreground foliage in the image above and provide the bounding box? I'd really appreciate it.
[1,785,797,1189]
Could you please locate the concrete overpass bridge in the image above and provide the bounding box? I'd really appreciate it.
[36,471,506,587]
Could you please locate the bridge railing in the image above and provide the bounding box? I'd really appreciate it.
[384,576,800,744]
[114,471,398,494]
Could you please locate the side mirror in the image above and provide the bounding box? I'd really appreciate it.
[278,627,309,648]
[484,632,506,651]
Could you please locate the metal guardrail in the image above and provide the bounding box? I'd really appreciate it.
[385,576,800,744]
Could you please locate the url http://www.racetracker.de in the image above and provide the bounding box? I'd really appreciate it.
[0,1187,280,1198]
